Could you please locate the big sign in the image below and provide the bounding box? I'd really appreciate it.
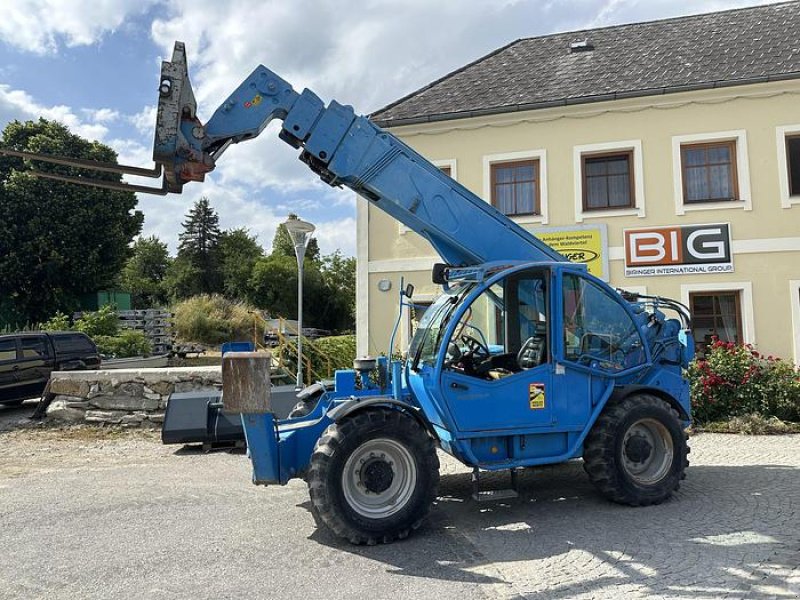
[624,223,733,277]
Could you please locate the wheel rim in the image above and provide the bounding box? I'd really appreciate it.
[621,418,674,485]
[342,438,417,519]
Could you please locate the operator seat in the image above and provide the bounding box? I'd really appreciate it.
[517,336,545,369]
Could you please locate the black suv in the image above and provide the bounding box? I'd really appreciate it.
[0,332,101,406]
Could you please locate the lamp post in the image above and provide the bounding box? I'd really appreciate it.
[283,214,315,389]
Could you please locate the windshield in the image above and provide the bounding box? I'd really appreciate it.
[409,288,470,371]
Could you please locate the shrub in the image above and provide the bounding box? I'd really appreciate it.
[173,294,263,345]
[74,304,119,337]
[688,339,800,424]
[40,311,71,331]
[95,330,152,358]
[279,334,356,380]
[310,335,357,375]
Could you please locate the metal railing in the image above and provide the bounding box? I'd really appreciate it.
[252,314,336,385]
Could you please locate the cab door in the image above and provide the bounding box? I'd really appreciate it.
[551,270,649,429]
[16,335,51,396]
[0,337,20,401]
[439,269,555,432]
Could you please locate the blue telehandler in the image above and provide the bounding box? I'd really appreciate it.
[2,43,693,545]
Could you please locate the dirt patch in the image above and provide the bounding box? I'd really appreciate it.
[0,425,165,479]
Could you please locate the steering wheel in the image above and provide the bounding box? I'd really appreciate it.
[517,336,545,370]
[459,334,490,360]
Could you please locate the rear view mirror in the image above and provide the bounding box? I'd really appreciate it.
[404,283,415,298]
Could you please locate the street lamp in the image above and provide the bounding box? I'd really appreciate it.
[283,214,315,389]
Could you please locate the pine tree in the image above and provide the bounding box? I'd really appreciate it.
[175,197,222,295]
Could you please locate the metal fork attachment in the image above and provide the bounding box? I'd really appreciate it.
[0,148,169,195]
[0,42,211,196]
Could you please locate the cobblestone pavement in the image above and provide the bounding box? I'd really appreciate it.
[431,434,800,599]
[1,426,798,600]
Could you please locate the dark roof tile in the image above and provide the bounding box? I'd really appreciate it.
[372,2,800,126]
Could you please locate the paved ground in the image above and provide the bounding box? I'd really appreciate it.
[1,401,799,600]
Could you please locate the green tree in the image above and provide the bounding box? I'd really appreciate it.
[320,251,356,331]
[164,255,202,301]
[248,226,355,332]
[218,228,263,300]
[248,254,302,319]
[0,119,143,326]
[119,236,171,308]
[175,196,221,296]
[272,217,321,263]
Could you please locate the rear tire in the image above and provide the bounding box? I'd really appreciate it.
[307,408,439,545]
[583,394,688,506]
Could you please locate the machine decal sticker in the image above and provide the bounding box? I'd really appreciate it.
[244,94,263,108]
[529,383,545,410]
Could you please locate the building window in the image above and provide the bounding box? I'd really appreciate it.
[689,291,743,353]
[786,135,800,197]
[491,160,539,216]
[582,151,634,210]
[439,165,451,177]
[681,141,738,203]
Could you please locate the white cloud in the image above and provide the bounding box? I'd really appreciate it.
[314,216,357,257]
[143,0,785,255]
[130,105,158,136]
[0,84,109,141]
[2,0,786,258]
[86,108,121,123]
[136,175,288,254]
[0,0,158,54]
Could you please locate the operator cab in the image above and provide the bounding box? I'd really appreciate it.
[444,269,549,380]
[419,264,649,384]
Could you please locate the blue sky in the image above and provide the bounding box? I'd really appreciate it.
[0,0,782,256]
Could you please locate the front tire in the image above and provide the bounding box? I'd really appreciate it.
[307,408,439,545]
[583,394,688,506]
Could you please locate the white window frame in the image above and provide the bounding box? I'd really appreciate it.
[399,159,458,235]
[680,281,755,346]
[672,130,752,216]
[790,280,800,365]
[776,124,800,209]
[573,140,645,223]
[483,149,548,225]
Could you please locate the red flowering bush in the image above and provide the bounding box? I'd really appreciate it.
[687,339,800,424]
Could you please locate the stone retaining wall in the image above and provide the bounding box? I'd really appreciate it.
[46,367,222,427]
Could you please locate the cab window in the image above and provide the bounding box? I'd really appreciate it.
[21,336,49,359]
[445,270,548,380]
[0,339,17,362]
[562,273,645,372]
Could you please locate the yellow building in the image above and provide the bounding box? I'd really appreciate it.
[357,2,800,364]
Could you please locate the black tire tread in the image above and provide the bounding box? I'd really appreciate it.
[583,394,689,506]
[307,408,439,545]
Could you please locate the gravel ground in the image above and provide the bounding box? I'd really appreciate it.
[1,400,799,600]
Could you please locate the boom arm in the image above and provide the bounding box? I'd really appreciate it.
[157,43,563,266]
[6,42,566,267]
